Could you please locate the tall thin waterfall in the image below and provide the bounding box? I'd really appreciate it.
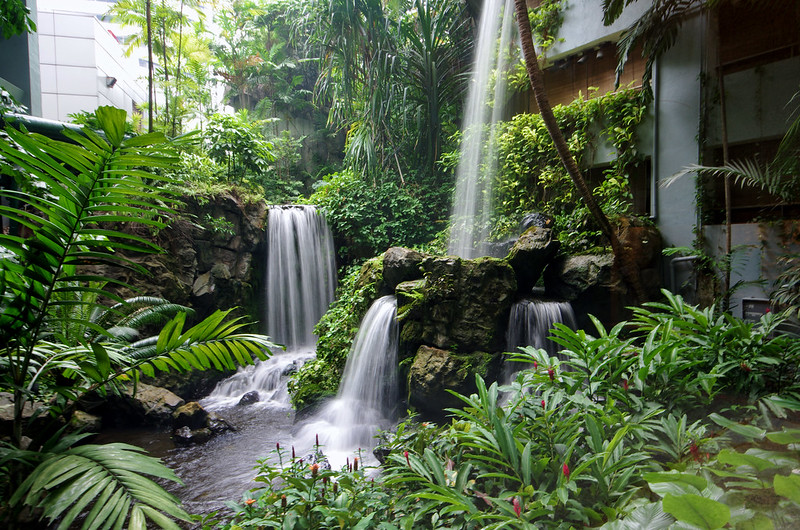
[505,299,576,378]
[296,296,399,467]
[266,205,336,351]
[448,0,516,258]
[204,205,335,408]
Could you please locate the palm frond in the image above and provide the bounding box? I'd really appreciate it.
[9,443,190,530]
[663,160,798,202]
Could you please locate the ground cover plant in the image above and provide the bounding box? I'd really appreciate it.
[0,107,278,529]
[210,290,800,529]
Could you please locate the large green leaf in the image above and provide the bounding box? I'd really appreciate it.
[10,443,190,529]
[662,493,731,530]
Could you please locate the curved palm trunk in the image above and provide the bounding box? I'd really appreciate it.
[513,0,646,303]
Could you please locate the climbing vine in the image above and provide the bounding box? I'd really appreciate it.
[491,86,650,251]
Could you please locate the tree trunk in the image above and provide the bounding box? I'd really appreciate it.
[713,9,733,311]
[146,0,154,132]
[513,0,646,303]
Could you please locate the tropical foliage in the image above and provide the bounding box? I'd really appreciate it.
[212,290,800,529]
[472,86,649,252]
[0,106,278,528]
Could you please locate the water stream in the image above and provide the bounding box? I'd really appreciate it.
[294,295,399,469]
[448,0,516,258]
[505,299,576,379]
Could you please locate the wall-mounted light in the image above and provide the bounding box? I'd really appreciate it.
[105,76,118,88]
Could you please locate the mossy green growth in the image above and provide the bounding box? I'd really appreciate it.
[288,257,384,408]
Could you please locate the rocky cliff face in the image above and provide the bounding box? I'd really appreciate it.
[111,192,268,324]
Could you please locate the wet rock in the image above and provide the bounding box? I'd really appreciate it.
[408,345,492,417]
[412,257,516,352]
[0,392,41,438]
[383,247,426,289]
[69,410,102,433]
[237,390,260,406]
[207,411,236,434]
[106,383,185,426]
[172,401,208,429]
[505,226,560,294]
[173,426,212,445]
[192,271,214,297]
[520,212,554,231]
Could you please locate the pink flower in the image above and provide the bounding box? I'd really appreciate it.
[404,450,410,467]
[541,399,545,409]
[562,463,570,480]
[533,361,538,369]
[513,496,521,517]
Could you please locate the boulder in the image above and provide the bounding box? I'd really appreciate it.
[544,253,622,329]
[207,411,236,434]
[383,247,426,289]
[0,392,44,438]
[173,426,212,445]
[237,390,260,406]
[520,212,554,231]
[408,346,492,417]
[172,401,208,429]
[505,226,560,294]
[412,257,516,352]
[69,410,102,433]
[107,382,185,426]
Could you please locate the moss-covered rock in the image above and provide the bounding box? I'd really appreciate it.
[383,247,427,289]
[408,346,494,417]
[416,256,516,353]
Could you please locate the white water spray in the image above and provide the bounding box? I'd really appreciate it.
[295,295,399,468]
[448,0,516,258]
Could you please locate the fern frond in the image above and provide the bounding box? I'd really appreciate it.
[10,443,190,530]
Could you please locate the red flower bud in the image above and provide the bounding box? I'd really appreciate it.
[311,463,319,478]
[333,483,338,494]
[562,463,570,480]
[276,442,280,451]
[533,361,538,369]
[292,446,296,459]
[316,434,320,446]
[513,496,521,517]
[353,457,359,472]
[281,494,287,508]
[541,399,545,408]
[404,450,410,467]
[548,368,555,381]
[622,378,629,391]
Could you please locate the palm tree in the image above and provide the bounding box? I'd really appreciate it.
[513,0,646,303]
[0,106,279,528]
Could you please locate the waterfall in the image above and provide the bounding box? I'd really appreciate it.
[266,205,336,351]
[505,299,576,378]
[296,295,399,467]
[204,205,335,408]
[448,0,516,258]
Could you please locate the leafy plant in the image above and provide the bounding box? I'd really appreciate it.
[0,106,278,529]
[207,443,397,529]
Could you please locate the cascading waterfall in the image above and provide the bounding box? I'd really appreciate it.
[296,295,399,467]
[448,0,516,258]
[505,299,576,379]
[204,205,335,408]
[266,205,336,351]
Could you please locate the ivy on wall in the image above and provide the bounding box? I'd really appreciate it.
[491,86,650,251]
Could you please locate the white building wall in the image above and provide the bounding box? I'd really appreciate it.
[37,0,145,122]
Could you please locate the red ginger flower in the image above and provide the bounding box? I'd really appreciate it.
[548,368,555,381]
[513,496,521,517]
[562,463,570,480]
